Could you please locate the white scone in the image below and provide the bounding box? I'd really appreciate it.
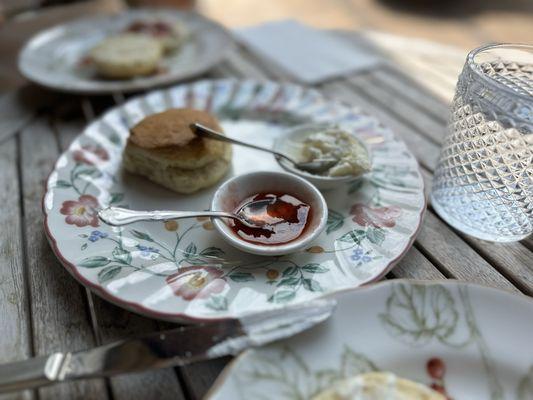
[123,144,232,194]
[123,108,232,194]
[90,33,163,79]
[312,372,446,400]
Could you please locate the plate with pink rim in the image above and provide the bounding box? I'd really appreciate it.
[43,79,426,322]
[205,280,533,399]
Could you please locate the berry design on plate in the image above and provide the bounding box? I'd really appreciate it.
[427,357,452,399]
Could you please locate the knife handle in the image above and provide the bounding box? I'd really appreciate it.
[0,353,66,394]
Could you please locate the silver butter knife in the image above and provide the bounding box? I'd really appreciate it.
[0,299,335,394]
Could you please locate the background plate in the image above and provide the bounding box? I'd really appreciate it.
[43,79,426,322]
[18,9,234,94]
[207,280,533,400]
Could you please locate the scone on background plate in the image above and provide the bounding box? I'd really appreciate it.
[90,33,163,79]
[123,108,232,194]
[312,372,446,400]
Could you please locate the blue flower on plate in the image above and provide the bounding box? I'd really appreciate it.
[137,245,160,258]
[350,246,372,263]
[88,230,108,242]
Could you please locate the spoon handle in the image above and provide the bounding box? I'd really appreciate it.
[192,123,295,164]
[98,206,237,226]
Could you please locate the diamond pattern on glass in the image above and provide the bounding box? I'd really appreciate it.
[432,56,533,241]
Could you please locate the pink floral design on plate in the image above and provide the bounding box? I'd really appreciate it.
[165,266,227,301]
[73,145,109,166]
[350,203,401,228]
[60,194,100,227]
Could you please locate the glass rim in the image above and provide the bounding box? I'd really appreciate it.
[466,43,533,102]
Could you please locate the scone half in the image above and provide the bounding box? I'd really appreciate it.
[123,143,232,194]
[90,33,163,79]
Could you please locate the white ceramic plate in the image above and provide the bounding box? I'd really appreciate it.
[207,280,533,400]
[19,9,234,94]
[43,79,425,322]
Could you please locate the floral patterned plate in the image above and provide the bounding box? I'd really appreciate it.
[206,280,533,400]
[43,79,425,322]
[19,9,233,94]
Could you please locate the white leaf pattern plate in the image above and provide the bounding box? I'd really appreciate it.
[19,9,234,94]
[43,79,426,322]
[206,280,533,400]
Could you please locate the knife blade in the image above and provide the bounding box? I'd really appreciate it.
[0,298,335,394]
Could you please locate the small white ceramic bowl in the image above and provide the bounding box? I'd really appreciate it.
[211,171,328,256]
[273,122,371,191]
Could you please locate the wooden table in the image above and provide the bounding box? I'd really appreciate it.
[1,30,531,400]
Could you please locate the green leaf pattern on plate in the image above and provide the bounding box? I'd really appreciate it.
[381,284,504,400]
[326,209,344,234]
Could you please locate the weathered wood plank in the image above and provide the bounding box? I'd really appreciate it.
[0,138,33,400]
[217,47,272,80]
[346,72,447,145]
[19,117,108,400]
[461,236,533,295]
[419,169,533,295]
[54,99,186,400]
[390,247,446,280]
[0,85,61,144]
[370,67,450,122]
[353,32,461,102]
[521,237,533,252]
[415,211,519,293]
[331,32,453,123]
[91,300,186,400]
[177,357,231,400]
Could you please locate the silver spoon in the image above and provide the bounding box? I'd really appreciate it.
[192,123,338,175]
[98,200,275,229]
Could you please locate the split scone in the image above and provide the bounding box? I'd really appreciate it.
[123,108,232,194]
[312,372,445,400]
[90,33,163,79]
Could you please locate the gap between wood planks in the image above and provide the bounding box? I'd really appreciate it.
[0,135,34,400]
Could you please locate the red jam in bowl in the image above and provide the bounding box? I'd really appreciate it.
[230,192,311,245]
